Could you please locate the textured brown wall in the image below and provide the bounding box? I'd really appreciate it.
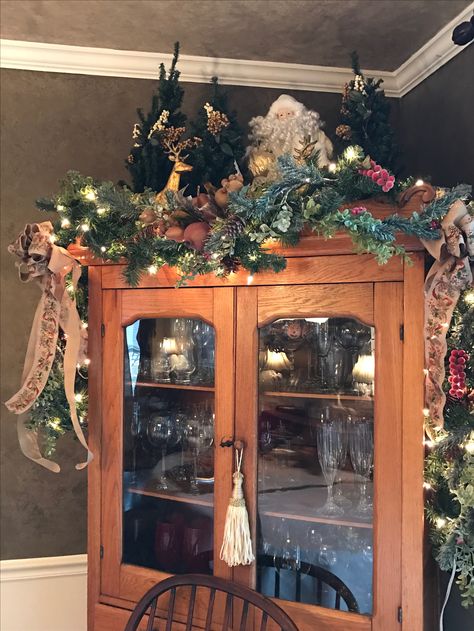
[0,69,342,559]
[399,45,474,187]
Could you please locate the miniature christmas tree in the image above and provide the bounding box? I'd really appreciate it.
[186,77,245,193]
[337,52,398,171]
[125,42,186,192]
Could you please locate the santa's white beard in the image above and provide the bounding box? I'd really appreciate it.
[249,112,321,156]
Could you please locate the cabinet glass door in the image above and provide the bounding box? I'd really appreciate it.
[123,317,215,575]
[256,317,374,614]
[235,283,403,630]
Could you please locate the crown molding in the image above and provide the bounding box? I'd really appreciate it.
[393,2,474,97]
[1,3,472,98]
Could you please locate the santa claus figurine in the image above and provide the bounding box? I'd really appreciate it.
[247,94,333,181]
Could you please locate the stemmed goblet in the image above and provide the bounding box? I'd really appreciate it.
[129,401,145,485]
[147,412,176,491]
[316,321,333,390]
[334,418,352,508]
[316,420,344,517]
[348,418,374,517]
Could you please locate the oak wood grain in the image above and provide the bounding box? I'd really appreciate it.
[402,254,426,631]
[100,254,403,290]
[121,288,214,325]
[257,283,374,326]
[100,290,123,597]
[87,265,103,631]
[373,282,403,631]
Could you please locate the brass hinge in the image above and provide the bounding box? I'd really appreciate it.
[101,323,105,337]
[397,606,403,623]
[399,324,404,341]
[100,544,104,559]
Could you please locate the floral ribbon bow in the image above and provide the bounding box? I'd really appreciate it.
[423,200,474,433]
[5,221,92,472]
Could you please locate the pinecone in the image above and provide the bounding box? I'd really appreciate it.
[224,215,245,238]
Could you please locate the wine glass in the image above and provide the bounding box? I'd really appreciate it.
[129,401,145,485]
[186,406,214,494]
[171,406,189,483]
[349,418,374,517]
[258,418,274,491]
[147,412,175,491]
[334,418,352,508]
[316,321,333,390]
[316,420,344,517]
[273,518,301,572]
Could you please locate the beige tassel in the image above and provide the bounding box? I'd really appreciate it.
[220,447,255,567]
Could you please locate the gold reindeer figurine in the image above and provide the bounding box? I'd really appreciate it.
[155,127,201,206]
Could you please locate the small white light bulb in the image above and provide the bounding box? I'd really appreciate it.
[148,265,157,274]
[80,223,89,232]
[415,179,424,187]
[328,163,337,173]
[75,393,83,403]
[84,190,96,201]
[247,274,254,285]
[96,207,106,215]
[100,246,106,253]
[61,218,71,228]
[435,517,446,529]
[56,204,65,212]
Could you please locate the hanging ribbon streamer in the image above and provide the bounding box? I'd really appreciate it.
[439,560,457,631]
[422,200,474,433]
[220,445,255,567]
[5,221,92,471]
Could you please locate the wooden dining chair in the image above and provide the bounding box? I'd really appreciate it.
[257,554,359,613]
[124,573,300,631]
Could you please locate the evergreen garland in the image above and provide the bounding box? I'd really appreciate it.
[424,288,474,607]
[41,149,469,289]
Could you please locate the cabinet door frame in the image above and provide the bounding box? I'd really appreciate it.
[234,282,404,631]
[100,286,235,608]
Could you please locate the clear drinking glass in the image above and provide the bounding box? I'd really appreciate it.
[152,343,171,383]
[334,418,352,507]
[316,421,344,517]
[173,339,195,385]
[316,321,332,389]
[147,412,175,491]
[349,419,374,517]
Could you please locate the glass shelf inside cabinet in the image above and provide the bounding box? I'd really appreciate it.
[123,317,215,575]
[257,317,375,615]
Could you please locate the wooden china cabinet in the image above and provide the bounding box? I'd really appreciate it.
[81,199,428,631]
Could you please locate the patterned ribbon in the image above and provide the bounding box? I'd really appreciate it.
[423,200,474,433]
[5,222,92,472]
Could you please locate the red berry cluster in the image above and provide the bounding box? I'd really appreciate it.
[350,206,366,216]
[448,349,469,398]
[359,160,395,192]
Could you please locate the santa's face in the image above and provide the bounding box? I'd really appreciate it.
[276,108,296,120]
